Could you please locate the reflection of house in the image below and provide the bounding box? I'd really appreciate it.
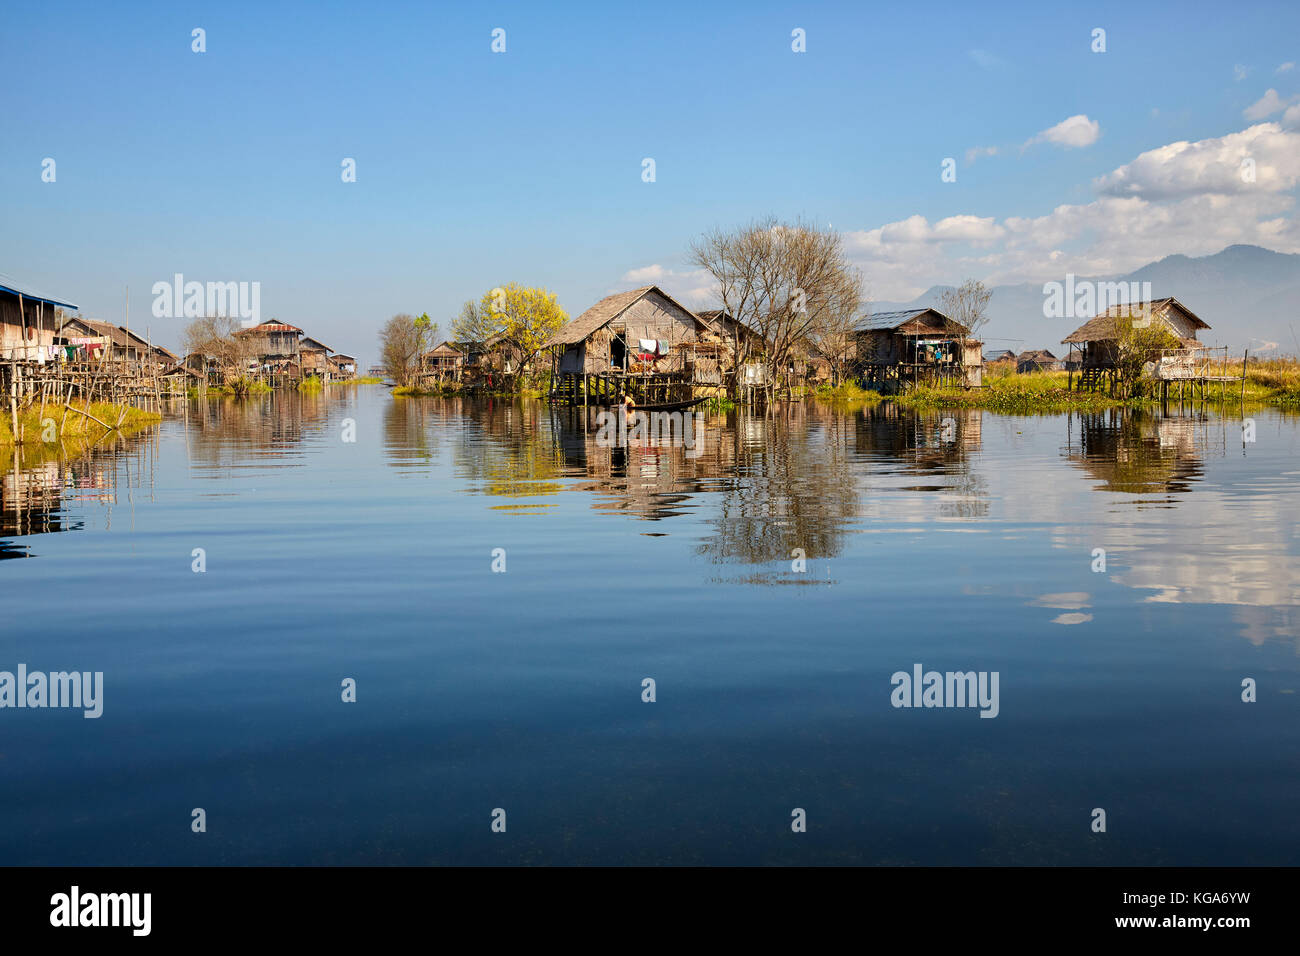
[1,278,74,361]
[1064,410,1203,495]
[854,308,984,391]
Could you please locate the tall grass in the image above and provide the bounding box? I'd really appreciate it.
[0,400,161,448]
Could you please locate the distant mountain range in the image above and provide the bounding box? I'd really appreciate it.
[868,245,1300,356]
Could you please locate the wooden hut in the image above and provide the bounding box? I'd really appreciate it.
[298,336,334,380]
[1,279,76,362]
[853,308,984,392]
[234,319,303,361]
[330,353,357,377]
[546,285,711,404]
[1016,349,1063,373]
[1061,297,1210,392]
[57,318,151,363]
[422,342,464,379]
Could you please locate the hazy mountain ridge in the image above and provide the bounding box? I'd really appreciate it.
[869,245,1300,355]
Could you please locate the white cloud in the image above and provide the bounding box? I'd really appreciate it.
[621,264,666,283]
[1235,64,1249,81]
[617,266,715,305]
[843,122,1300,300]
[1244,88,1292,120]
[1277,62,1295,73]
[965,145,999,164]
[968,49,1007,70]
[1025,114,1101,149]
[1094,122,1300,198]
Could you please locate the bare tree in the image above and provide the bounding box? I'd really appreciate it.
[939,279,992,344]
[379,313,436,387]
[807,275,866,385]
[182,315,256,380]
[690,218,863,396]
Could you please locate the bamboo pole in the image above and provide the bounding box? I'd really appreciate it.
[62,402,114,430]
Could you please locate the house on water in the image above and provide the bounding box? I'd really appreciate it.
[423,342,464,377]
[854,308,984,392]
[547,285,712,404]
[1016,349,1064,373]
[298,336,335,380]
[1,276,76,363]
[1061,297,1211,393]
[236,319,303,369]
[330,353,358,377]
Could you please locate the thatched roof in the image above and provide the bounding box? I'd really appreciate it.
[300,336,332,352]
[1061,297,1209,344]
[856,308,970,337]
[547,285,700,347]
[425,341,463,357]
[60,317,150,349]
[1017,349,1059,363]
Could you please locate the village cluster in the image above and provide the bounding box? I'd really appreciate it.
[1,275,360,416]
[1,268,1241,423]
[413,284,1232,407]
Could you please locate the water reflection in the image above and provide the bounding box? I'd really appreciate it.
[0,430,154,552]
[4,394,1298,654]
[1064,409,1210,497]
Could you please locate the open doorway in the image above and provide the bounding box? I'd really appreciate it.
[611,334,627,370]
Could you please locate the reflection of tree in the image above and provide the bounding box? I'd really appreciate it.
[383,394,441,465]
[696,403,860,564]
[1064,410,1203,495]
[184,391,339,471]
[855,405,989,518]
[457,400,566,501]
[387,396,564,500]
[388,396,991,566]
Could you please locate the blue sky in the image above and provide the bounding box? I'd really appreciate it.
[3,0,1299,362]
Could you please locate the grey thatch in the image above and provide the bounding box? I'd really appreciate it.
[1061,297,1209,345]
[547,285,702,347]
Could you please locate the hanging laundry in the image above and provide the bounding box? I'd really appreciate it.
[657,340,670,355]
[638,338,657,353]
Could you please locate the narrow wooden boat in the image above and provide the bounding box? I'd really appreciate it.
[612,396,708,413]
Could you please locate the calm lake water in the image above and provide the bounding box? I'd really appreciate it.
[2,387,1298,865]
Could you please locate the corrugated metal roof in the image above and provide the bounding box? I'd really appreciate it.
[0,272,79,310]
[856,307,967,336]
[235,320,303,334]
